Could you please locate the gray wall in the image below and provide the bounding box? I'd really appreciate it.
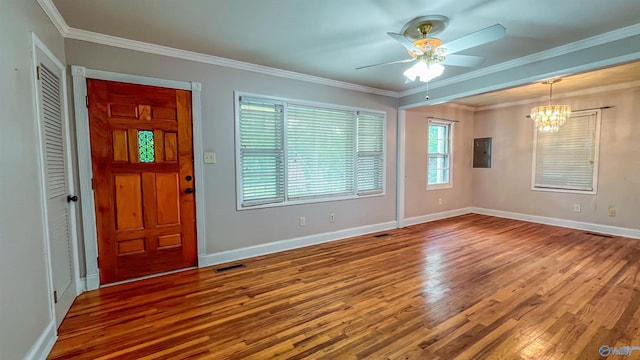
[64,39,399,257]
[404,105,474,218]
[473,86,640,229]
[0,1,65,359]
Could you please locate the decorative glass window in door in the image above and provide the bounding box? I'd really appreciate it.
[138,130,155,163]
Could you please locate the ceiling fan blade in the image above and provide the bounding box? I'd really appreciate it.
[441,54,485,67]
[387,32,424,55]
[441,24,506,54]
[356,58,415,70]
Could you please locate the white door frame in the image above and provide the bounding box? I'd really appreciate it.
[31,33,82,323]
[71,66,206,290]
[395,106,409,229]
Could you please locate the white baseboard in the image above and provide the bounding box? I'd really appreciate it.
[77,277,86,294]
[198,221,397,267]
[24,320,57,360]
[472,207,640,239]
[85,273,99,291]
[403,207,473,227]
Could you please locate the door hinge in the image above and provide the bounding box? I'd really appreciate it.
[91,178,94,189]
[36,66,41,80]
[53,290,58,304]
[96,257,99,268]
[86,95,89,108]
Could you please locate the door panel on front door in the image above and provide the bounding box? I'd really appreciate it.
[156,173,181,226]
[88,79,196,284]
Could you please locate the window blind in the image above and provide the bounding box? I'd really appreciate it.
[356,111,384,195]
[287,104,355,200]
[238,96,285,206]
[534,110,598,191]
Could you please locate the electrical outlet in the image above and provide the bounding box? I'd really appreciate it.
[608,207,616,217]
[299,216,306,226]
[573,204,581,213]
[329,212,335,223]
[438,198,443,205]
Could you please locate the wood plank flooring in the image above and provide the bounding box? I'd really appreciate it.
[49,214,640,359]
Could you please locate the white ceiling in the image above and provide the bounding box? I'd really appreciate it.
[52,0,640,94]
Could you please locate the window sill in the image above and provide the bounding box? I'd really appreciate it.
[531,186,597,195]
[237,191,386,211]
[427,183,452,191]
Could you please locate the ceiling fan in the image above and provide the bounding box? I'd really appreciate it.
[358,16,506,83]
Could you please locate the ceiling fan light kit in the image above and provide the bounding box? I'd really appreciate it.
[357,15,506,86]
[403,61,445,82]
[407,37,444,58]
[404,30,447,82]
[401,20,448,83]
[530,79,571,133]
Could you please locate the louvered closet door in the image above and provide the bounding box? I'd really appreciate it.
[35,46,76,326]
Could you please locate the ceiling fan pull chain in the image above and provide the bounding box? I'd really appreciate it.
[425,81,430,101]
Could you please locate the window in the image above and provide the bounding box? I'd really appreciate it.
[287,104,355,200]
[236,94,385,209]
[532,109,600,193]
[237,97,285,207]
[427,119,453,189]
[138,130,155,163]
[356,111,385,195]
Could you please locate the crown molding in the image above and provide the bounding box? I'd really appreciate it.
[36,0,70,35]
[400,23,640,98]
[36,0,400,98]
[403,101,477,112]
[413,102,477,111]
[472,79,640,111]
[440,103,477,112]
[64,28,401,97]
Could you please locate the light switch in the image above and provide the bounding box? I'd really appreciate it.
[204,152,216,164]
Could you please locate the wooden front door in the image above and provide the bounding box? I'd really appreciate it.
[88,79,197,284]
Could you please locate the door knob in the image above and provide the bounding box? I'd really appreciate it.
[67,195,79,203]
[185,188,194,194]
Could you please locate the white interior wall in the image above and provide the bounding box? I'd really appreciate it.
[0,1,66,359]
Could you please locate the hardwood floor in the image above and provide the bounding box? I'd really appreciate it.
[49,214,640,359]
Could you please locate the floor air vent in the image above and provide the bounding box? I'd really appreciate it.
[374,233,390,238]
[215,264,246,273]
[585,232,614,238]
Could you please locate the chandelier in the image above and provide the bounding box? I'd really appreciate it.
[530,79,571,133]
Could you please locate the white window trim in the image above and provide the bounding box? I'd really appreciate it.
[234,91,386,210]
[530,109,602,195]
[427,118,454,191]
